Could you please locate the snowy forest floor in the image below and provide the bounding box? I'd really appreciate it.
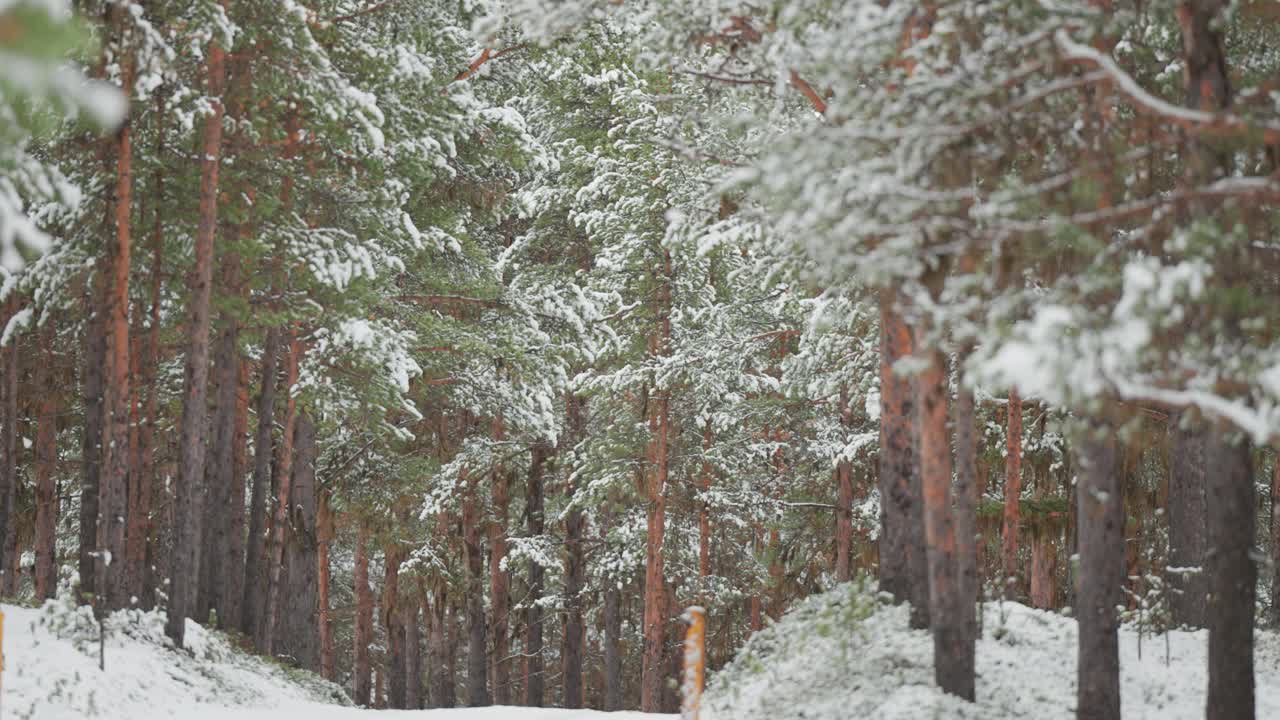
[9,584,1280,719]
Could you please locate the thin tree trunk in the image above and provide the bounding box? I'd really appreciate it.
[228,356,249,623]
[165,24,225,646]
[279,410,319,670]
[1169,418,1209,627]
[34,319,59,600]
[1076,422,1122,720]
[462,472,490,706]
[0,300,19,597]
[1001,389,1023,600]
[917,346,971,699]
[135,157,163,608]
[353,523,374,706]
[242,327,279,640]
[562,396,587,709]
[489,418,511,705]
[525,444,548,707]
[700,425,714,584]
[641,250,672,712]
[79,281,105,605]
[1204,426,1255,719]
[426,580,453,708]
[878,287,929,627]
[318,491,335,681]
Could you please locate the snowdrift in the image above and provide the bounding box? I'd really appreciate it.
[5,596,347,719]
[701,581,1280,720]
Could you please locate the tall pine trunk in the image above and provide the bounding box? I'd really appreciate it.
[917,345,971,699]
[0,300,19,596]
[878,287,929,627]
[242,327,279,640]
[201,255,241,627]
[524,444,548,707]
[1168,418,1208,626]
[384,543,406,709]
[641,249,672,712]
[279,410,319,670]
[318,491,335,680]
[79,274,106,604]
[165,24,225,645]
[405,603,422,708]
[261,331,300,653]
[603,572,622,711]
[953,381,979,665]
[1001,390,1022,600]
[353,523,374,705]
[562,395,587,708]
[135,160,164,608]
[489,418,511,705]
[1076,422,1122,720]
[34,319,59,599]
[462,472,490,706]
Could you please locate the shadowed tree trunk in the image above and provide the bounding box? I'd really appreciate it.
[603,570,622,711]
[462,470,490,707]
[425,579,454,708]
[318,491,335,681]
[489,417,512,705]
[562,395,587,708]
[878,287,929,628]
[279,410,319,671]
[406,602,422,708]
[1168,418,1208,626]
[0,299,19,596]
[1205,426,1255,720]
[353,523,374,706]
[700,425,715,584]
[384,543,406,709]
[1002,389,1023,600]
[34,319,59,600]
[525,444,548,707]
[166,18,226,644]
[953,379,979,664]
[242,327,279,640]
[641,250,673,712]
[79,287,105,604]
[1076,421,1122,720]
[261,331,300,653]
[134,160,164,608]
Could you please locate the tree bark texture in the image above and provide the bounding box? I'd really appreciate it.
[242,327,279,640]
[489,417,512,705]
[278,410,319,670]
[525,444,548,707]
[1002,389,1023,600]
[953,383,979,663]
[462,473,490,707]
[79,288,105,603]
[1076,424,1122,720]
[1204,427,1255,720]
[1168,419,1208,626]
[34,319,59,600]
[353,523,374,706]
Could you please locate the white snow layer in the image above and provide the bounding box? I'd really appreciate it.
[701,582,1280,720]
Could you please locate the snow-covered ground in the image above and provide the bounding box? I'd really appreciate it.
[4,595,666,720]
[701,581,1280,720]
[12,581,1280,719]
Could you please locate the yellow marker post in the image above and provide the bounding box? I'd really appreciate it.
[680,606,706,720]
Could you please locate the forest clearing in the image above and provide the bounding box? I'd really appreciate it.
[4,0,1280,719]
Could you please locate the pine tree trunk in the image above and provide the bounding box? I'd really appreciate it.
[97,27,133,613]
[1271,458,1280,628]
[1204,426,1255,720]
[79,288,105,604]
[562,395,587,708]
[700,425,714,584]
[525,444,548,707]
[135,168,163,608]
[641,252,672,711]
[34,319,59,600]
[1001,390,1023,600]
[835,394,854,583]
[242,327,279,640]
[427,580,454,708]
[917,346,971,699]
[405,603,422,708]
[953,383,979,663]
[261,331,300,653]
[489,418,511,705]
[229,357,249,622]
[318,491,335,681]
[462,472,490,706]
[166,27,225,646]
[0,300,19,596]
[279,410,319,670]
[384,545,406,709]
[202,258,241,627]
[878,287,929,628]
[1168,418,1209,628]
[353,523,374,706]
[603,577,622,711]
[125,326,145,604]
[1076,422,1122,720]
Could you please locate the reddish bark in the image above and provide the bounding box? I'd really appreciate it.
[99,36,134,612]
[917,346,972,700]
[835,387,854,582]
[641,249,672,713]
[135,157,164,608]
[166,28,225,646]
